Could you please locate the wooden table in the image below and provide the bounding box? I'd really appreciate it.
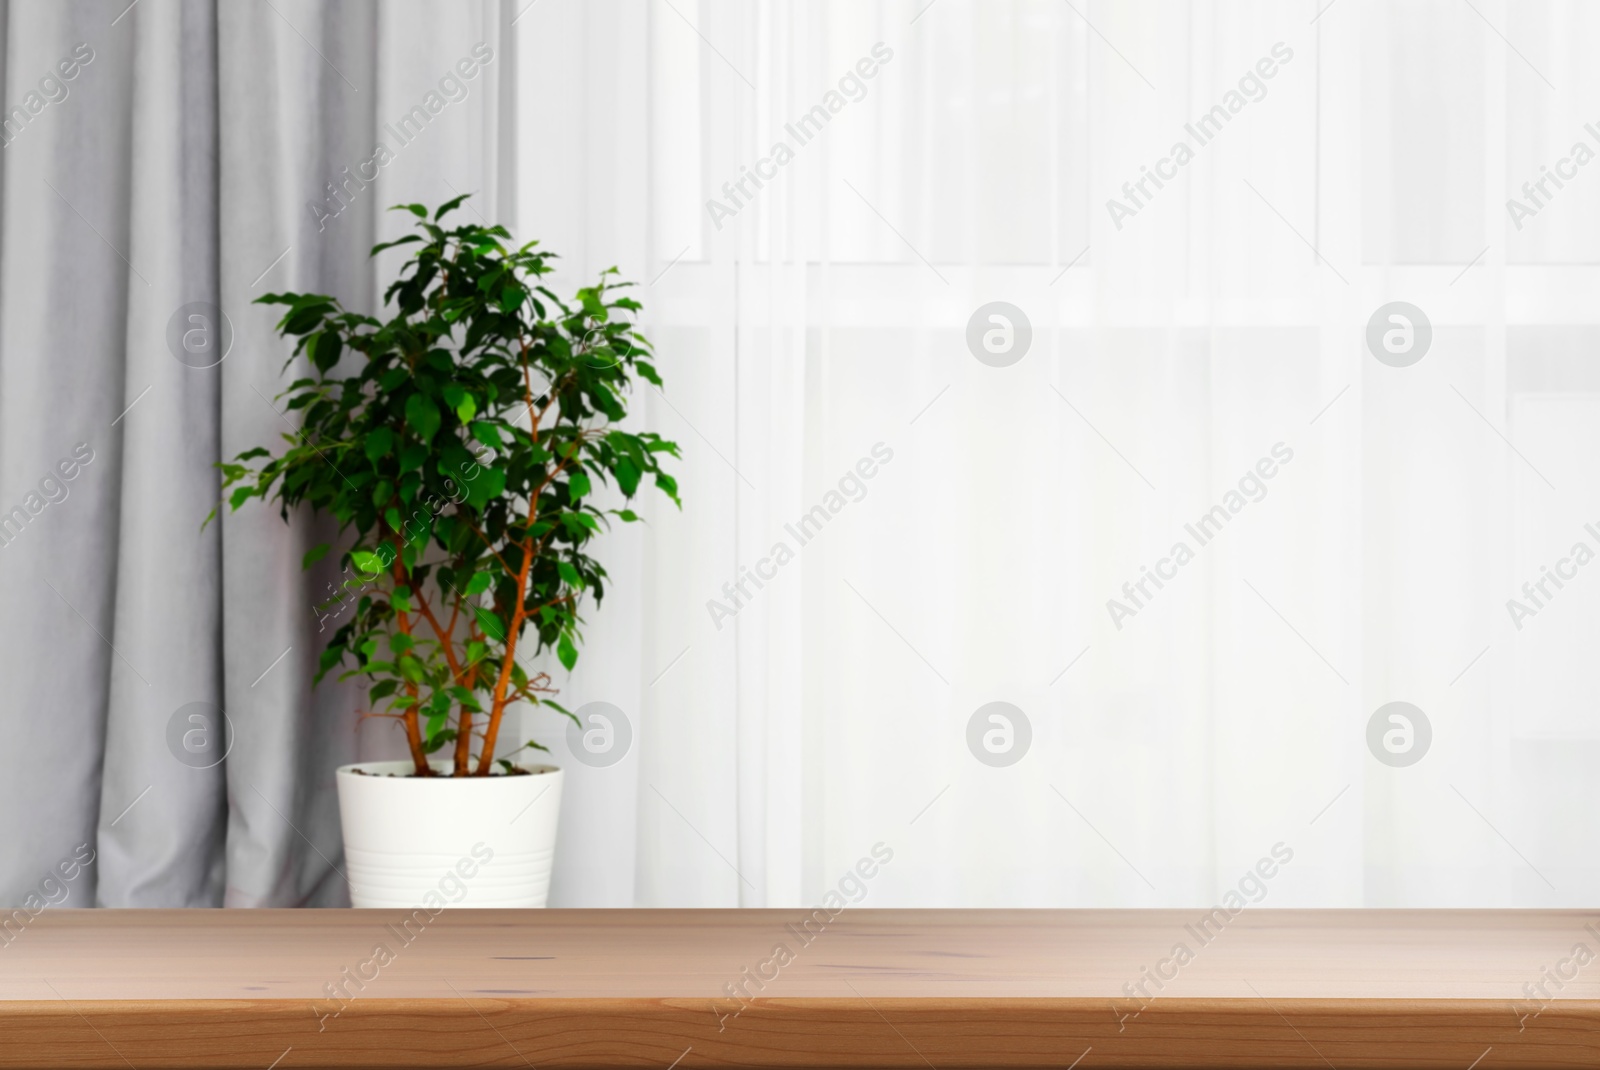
[2,909,1598,1068]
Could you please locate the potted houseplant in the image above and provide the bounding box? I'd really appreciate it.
[217,197,680,907]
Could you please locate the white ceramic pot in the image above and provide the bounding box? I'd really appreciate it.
[335,760,564,908]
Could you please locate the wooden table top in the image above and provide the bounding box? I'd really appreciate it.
[2,909,1598,1068]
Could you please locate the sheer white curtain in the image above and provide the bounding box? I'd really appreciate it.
[513,0,1600,908]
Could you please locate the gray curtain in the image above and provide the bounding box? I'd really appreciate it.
[0,0,513,907]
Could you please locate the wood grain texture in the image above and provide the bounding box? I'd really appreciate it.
[2,909,1599,1068]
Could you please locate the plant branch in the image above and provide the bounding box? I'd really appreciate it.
[478,333,542,775]
[411,585,467,685]
[389,545,431,777]
[410,584,475,777]
[464,517,514,573]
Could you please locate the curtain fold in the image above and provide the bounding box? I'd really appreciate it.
[0,0,510,908]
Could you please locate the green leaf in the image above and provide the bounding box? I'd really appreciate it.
[284,306,330,336]
[498,284,526,314]
[465,571,493,596]
[474,606,506,642]
[464,466,506,509]
[405,393,441,444]
[541,700,579,727]
[370,234,424,256]
[364,427,394,463]
[471,421,502,449]
[350,550,385,575]
[615,457,641,496]
[301,543,332,570]
[568,471,591,500]
[557,561,585,589]
[557,633,578,671]
[309,330,343,372]
[434,193,469,220]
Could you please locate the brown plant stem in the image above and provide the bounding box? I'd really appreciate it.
[409,585,476,776]
[453,705,473,774]
[475,535,530,775]
[476,332,543,775]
